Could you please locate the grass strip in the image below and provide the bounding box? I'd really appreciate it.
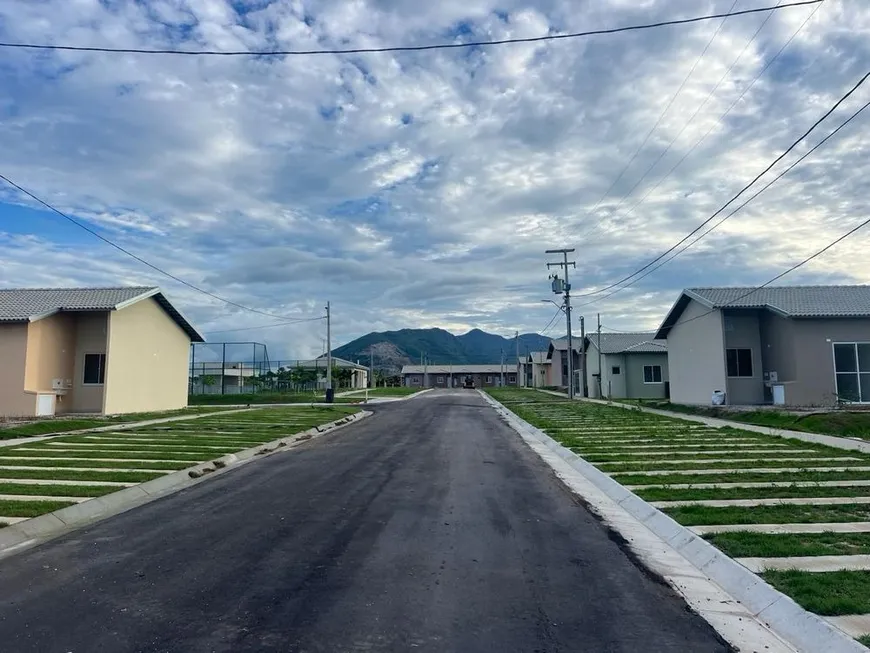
[0,483,115,498]
[0,459,187,470]
[706,531,870,558]
[616,470,870,485]
[859,635,870,647]
[636,485,870,502]
[597,459,869,472]
[0,499,77,517]
[0,451,207,462]
[762,570,870,616]
[582,450,829,463]
[663,503,870,526]
[188,393,361,405]
[0,468,163,482]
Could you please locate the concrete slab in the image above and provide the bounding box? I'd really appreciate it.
[0,465,172,473]
[651,496,870,508]
[598,456,861,467]
[0,494,91,503]
[0,478,133,487]
[0,456,196,463]
[691,523,870,535]
[580,443,790,450]
[628,480,870,490]
[826,615,870,639]
[737,555,870,573]
[590,448,818,457]
[0,517,27,525]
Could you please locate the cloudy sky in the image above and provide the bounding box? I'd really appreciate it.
[1,0,868,360]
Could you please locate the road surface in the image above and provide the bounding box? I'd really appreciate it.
[0,390,729,652]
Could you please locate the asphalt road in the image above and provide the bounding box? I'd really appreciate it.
[0,390,729,652]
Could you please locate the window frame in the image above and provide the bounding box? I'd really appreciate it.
[611,366,621,375]
[726,348,754,378]
[643,365,663,384]
[833,342,870,403]
[82,352,107,386]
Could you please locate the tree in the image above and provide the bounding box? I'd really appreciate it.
[200,375,217,393]
[334,366,353,388]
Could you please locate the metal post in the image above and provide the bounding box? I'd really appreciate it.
[221,343,226,395]
[190,344,196,395]
[515,331,520,387]
[500,348,505,386]
[326,302,332,401]
[423,353,428,388]
[370,347,374,388]
[580,316,588,398]
[546,248,576,399]
[597,313,603,399]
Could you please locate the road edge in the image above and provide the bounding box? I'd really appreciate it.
[0,409,371,561]
[481,391,866,653]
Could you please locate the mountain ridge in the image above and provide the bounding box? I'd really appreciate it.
[332,328,554,374]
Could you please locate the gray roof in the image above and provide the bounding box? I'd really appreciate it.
[528,351,549,364]
[549,338,582,353]
[0,286,203,342]
[300,356,368,370]
[402,364,510,375]
[656,285,870,339]
[586,332,667,354]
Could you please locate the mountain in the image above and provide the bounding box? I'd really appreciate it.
[332,328,554,374]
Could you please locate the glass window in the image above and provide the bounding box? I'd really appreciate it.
[643,365,662,383]
[835,343,858,373]
[837,373,860,403]
[726,349,753,377]
[611,366,621,375]
[83,353,106,385]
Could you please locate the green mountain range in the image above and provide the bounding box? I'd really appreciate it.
[332,328,554,374]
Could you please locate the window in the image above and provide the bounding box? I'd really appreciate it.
[611,366,621,375]
[726,348,753,377]
[508,375,516,384]
[834,343,870,403]
[486,376,492,383]
[643,365,663,384]
[437,376,444,384]
[83,353,106,385]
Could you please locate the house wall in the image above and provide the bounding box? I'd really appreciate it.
[71,312,108,413]
[103,298,192,414]
[723,310,764,405]
[586,343,601,398]
[0,323,36,417]
[667,299,727,405]
[759,312,797,386]
[603,353,627,399]
[789,318,870,406]
[23,313,77,415]
[624,353,670,399]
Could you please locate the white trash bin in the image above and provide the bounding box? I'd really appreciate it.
[711,390,726,406]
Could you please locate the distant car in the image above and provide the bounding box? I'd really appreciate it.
[463,376,475,389]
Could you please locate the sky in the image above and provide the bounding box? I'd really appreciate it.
[1,0,869,360]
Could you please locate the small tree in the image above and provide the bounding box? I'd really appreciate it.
[200,375,217,394]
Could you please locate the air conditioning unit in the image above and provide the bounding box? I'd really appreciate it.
[52,378,72,395]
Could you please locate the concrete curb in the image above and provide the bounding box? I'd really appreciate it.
[0,410,371,561]
[537,389,870,454]
[482,392,866,653]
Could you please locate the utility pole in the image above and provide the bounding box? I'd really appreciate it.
[597,312,602,400]
[325,302,332,402]
[370,347,375,388]
[580,316,588,398]
[546,248,576,399]
[515,331,520,387]
[500,348,505,386]
[423,352,428,388]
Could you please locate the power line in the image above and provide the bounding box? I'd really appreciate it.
[574,94,870,310]
[540,306,564,336]
[0,172,305,321]
[204,316,326,334]
[584,0,799,244]
[575,66,870,301]
[0,2,821,57]
[592,0,823,244]
[659,214,870,332]
[577,0,739,242]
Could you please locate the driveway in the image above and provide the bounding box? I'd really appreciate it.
[0,390,728,652]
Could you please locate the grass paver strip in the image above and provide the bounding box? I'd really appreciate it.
[0,499,78,517]
[637,485,870,502]
[613,470,870,485]
[581,449,821,462]
[762,570,870,615]
[0,459,188,470]
[598,459,868,472]
[0,483,117,498]
[706,532,870,558]
[663,503,870,526]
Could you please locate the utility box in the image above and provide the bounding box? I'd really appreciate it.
[52,378,72,395]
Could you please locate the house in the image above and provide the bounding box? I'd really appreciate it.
[401,364,518,388]
[296,355,369,389]
[656,286,870,406]
[189,362,259,395]
[524,351,552,388]
[547,338,582,391]
[0,286,203,417]
[584,332,668,399]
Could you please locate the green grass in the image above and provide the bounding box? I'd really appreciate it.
[0,499,78,517]
[0,450,207,462]
[636,485,870,502]
[0,483,116,498]
[858,634,870,647]
[0,407,241,439]
[597,459,867,472]
[763,570,870,616]
[663,503,870,526]
[0,468,163,482]
[616,470,870,485]
[0,458,188,470]
[706,531,870,558]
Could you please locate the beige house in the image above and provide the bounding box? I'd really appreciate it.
[0,287,203,417]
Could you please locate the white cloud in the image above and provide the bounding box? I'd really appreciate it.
[0,0,869,356]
